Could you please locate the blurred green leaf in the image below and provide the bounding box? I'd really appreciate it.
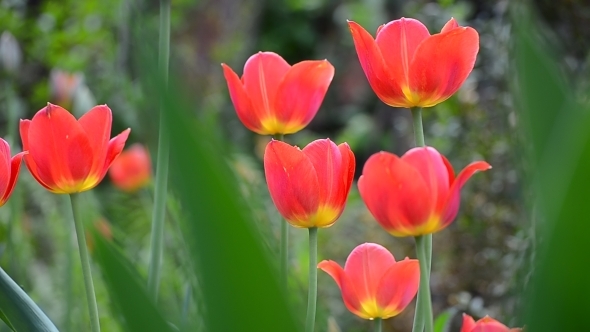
[92,233,174,332]
[433,308,456,332]
[0,309,16,331]
[0,267,58,332]
[141,61,301,331]
[513,4,590,332]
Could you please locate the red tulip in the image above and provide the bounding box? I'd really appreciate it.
[264,138,354,228]
[20,103,130,194]
[0,138,26,206]
[222,52,335,135]
[358,147,490,237]
[318,243,419,319]
[348,17,479,108]
[461,314,522,332]
[109,143,151,192]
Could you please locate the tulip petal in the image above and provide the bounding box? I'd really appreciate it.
[301,139,344,226]
[20,120,54,191]
[348,21,408,107]
[343,243,396,305]
[0,140,11,198]
[358,152,433,236]
[318,260,366,319]
[338,143,356,201]
[442,161,491,226]
[242,52,290,123]
[99,129,131,181]
[27,104,92,193]
[409,26,479,107]
[375,18,430,95]
[273,60,334,134]
[221,63,263,134]
[441,17,459,33]
[375,258,420,318]
[78,105,112,179]
[471,316,512,332]
[402,147,451,215]
[1,151,25,205]
[264,140,319,226]
[461,314,477,332]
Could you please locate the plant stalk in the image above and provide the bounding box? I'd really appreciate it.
[414,235,434,332]
[374,318,383,332]
[305,227,318,332]
[411,107,433,332]
[147,0,171,301]
[273,133,289,289]
[68,194,100,332]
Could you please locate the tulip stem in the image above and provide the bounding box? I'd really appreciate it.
[305,227,318,332]
[411,107,433,332]
[68,194,100,332]
[374,318,383,332]
[411,107,425,147]
[147,0,171,301]
[273,133,289,289]
[413,235,433,332]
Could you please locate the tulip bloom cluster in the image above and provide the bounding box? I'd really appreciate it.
[222,15,521,332]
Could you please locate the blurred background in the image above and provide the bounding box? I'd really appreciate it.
[1,0,589,331]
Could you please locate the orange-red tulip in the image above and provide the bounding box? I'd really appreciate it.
[348,17,479,108]
[20,103,130,194]
[0,138,25,206]
[264,138,354,228]
[318,243,419,319]
[108,143,151,192]
[461,314,522,332]
[222,52,335,135]
[358,147,490,237]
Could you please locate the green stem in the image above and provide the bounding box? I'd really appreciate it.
[414,236,433,332]
[305,227,318,332]
[68,194,100,332]
[411,107,425,147]
[374,318,383,332]
[411,107,433,332]
[273,133,289,289]
[147,0,171,301]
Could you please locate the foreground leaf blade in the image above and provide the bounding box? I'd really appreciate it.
[92,233,174,332]
[0,267,58,332]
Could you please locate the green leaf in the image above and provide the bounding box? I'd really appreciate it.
[513,4,590,332]
[0,267,59,332]
[433,308,456,332]
[91,233,174,332]
[137,60,301,331]
[0,309,16,331]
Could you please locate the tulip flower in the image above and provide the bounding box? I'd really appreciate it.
[0,138,26,206]
[358,146,490,237]
[109,143,151,192]
[222,52,335,135]
[50,69,82,109]
[318,243,419,319]
[461,314,522,332]
[348,17,479,108]
[264,138,355,228]
[20,103,130,194]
